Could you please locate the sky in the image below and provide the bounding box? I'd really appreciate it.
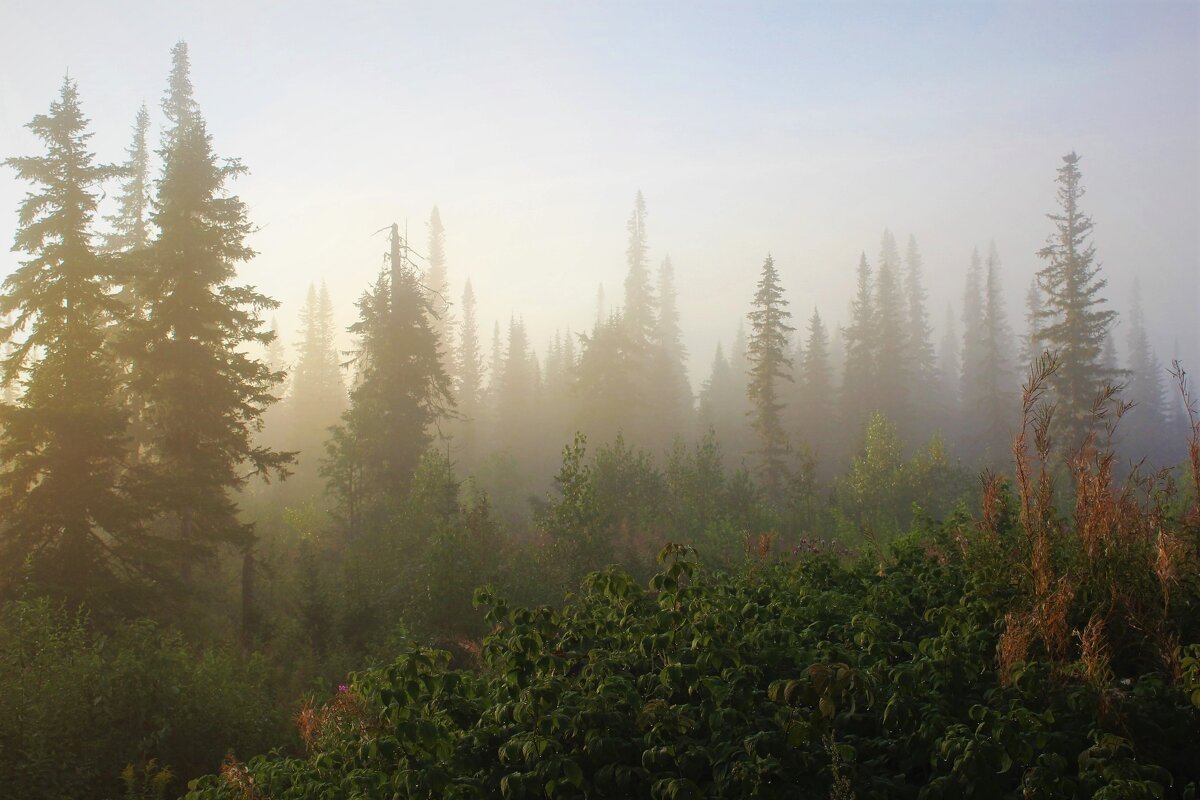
[0,0,1197,387]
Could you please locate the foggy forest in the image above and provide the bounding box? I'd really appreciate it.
[1,3,1198,799]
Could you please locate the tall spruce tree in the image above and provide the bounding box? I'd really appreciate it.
[288,282,346,488]
[1035,152,1118,451]
[1019,277,1044,370]
[745,255,794,502]
[103,104,153,254]
[323,225,452,532]
[873,231,909,433]
[0,78,150,609]
[697,341,744,464]
[494,316,539,454]
[904,235,937,438]
[1123,279,1169,461]
[104,105,156,459]
[969,243,1017,463]
[425,206,454,373]
[651,255,692,445]
[453,279,485,465]
[123,43,291,575]
[574,312,637,445]
[938,303,961,417]
[622,191,654,351]
[797,307,836,472]
[840,253,876,435]
[620,191,655,441]
[959,247,986,416]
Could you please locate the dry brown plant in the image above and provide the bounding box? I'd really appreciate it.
[295,687,373,753]
[997,610,1033,687]
[219,753,268,800]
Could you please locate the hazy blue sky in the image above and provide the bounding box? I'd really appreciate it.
[1,0,1196,384]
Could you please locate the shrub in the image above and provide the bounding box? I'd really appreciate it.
[0,599,289,800]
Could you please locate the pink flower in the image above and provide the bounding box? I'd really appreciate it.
[337,684,348,694]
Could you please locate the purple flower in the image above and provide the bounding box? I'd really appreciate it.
[337,683,348,694]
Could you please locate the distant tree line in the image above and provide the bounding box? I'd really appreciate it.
[0,41,1191,626]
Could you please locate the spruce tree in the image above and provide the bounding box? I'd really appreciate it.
[651,255,692,445]
[0,78,149,609]
[425,206,454,372]
[797,307,836,472]
[1035,152,1118,451]
[937,303,962,444]
[969,243,1017,463]
[1019,277,1044,370]
[288,282,346,488]
[872,231,909,433]
[840,253,876,434]
[574,312,637,446]
[104,105,155,457]
[483,319,504,441]
[495,316,538,454]
[103,104,153,253]
[1101,331,1118,375]
[1123,279,1169,461]
[124,42,292,572]
[697,342,744,463]
[453,279,485,465]
[745,255,794,502]
[959,247,986,415]
[323,225,453,530]
[622,191,655,350]
[904,235,937,438]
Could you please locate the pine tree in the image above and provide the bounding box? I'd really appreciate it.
[697,342,741,461]
[937,303,962,444]
[840,253,876,434]
[323,225,453,531]
[1019,277,1044,370]
[0,77,149,609]
[265,314,287,376]
[453,279,485,465]
[425,206,454,372]
[966,243,1017,463]
[1123,279,1169,461]
[904,235,937,439]
[622,191,655,350]
[124,42,292,573]
[1035,152,1118,451]
[104,105,155,458]
[872,231,909,433]
[287,282,346,488]
[539,329,574,460]
[651,255,692,445]
[494,316,538,454]
[574,312,637,445]
[745,255,794,502]
[959,247,986,415]
[1101,331,1118,375]
[103,104,153,253]
[796,307,835,471]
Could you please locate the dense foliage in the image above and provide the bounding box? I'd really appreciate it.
[185,494,1200,799]
[0,599,287,800]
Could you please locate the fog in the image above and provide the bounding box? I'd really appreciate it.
[5,6,1200,795]
[2,1,1196,381]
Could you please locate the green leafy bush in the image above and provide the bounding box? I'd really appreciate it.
[0,599,288,799]
[184,532,1199,799]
